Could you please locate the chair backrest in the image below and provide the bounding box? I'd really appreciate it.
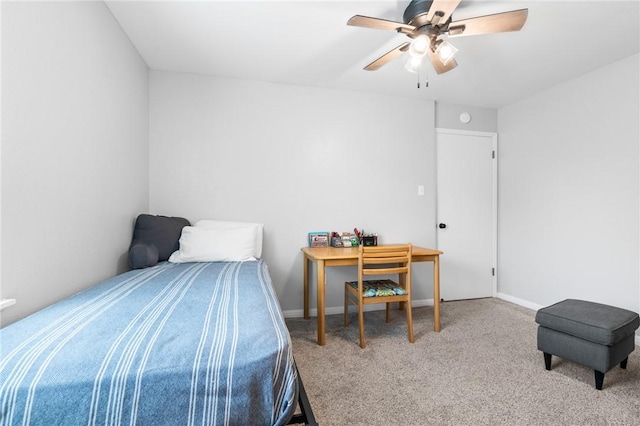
[358,244,413,283]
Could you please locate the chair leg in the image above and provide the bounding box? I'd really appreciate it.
[358,299,366,348]
[344,286,349,327]
[406,299,414,343]
[594,370,604,390]
[621,357,628,369]
[385,303,391,323]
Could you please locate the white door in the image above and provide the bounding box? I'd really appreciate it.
[436,129,496,301]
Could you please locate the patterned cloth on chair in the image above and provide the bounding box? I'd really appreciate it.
[347,279,407,297]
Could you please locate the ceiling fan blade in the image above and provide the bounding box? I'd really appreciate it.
[448,9,528,37]
[364,43,410,71]
[347,15,415,33]
[426,0,462,26]
[426,48,458,74]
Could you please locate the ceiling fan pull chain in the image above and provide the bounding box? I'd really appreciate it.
[416,62,429,89]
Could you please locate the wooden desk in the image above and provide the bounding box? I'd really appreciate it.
[302,245,443,346]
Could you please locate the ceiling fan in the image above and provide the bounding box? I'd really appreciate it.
[348,0,528,75]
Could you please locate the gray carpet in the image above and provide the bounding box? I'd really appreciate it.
[285,298,640,425]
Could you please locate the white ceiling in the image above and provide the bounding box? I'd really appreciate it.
[106,0,640,109]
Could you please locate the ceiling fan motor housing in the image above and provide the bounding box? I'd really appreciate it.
[403,0,451,41]
[403,0,434,26]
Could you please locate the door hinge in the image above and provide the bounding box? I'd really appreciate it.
[492,267,495,276]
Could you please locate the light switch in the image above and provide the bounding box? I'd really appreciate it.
[418,185,424,196]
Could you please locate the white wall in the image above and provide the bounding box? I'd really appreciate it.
[498,54,639,322]
[0,2,4,311]
[1,2,149,325]
[4,2,636,335]
[149,71,437,314]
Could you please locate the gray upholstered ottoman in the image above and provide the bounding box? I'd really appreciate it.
[535,299,639,390]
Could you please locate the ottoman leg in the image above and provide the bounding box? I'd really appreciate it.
[620,357,628,369]
[594,370,604,390]
[543,352,552,370]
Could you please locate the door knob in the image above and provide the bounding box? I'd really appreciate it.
[439,223,447,229]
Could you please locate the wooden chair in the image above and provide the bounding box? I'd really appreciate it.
[344,244,414,348]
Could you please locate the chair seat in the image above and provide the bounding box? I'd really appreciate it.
[346,279,407,297]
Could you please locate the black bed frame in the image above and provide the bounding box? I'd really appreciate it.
[287,365,318,426]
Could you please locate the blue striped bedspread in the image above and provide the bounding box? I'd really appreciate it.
[0,260,297,426]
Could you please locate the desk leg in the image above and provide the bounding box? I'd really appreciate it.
[303,254,310,320]
[317,259,326,346]
[433,255,441,332]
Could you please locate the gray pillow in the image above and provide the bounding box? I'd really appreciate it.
[128,214,190,269]
[128,242,159,270]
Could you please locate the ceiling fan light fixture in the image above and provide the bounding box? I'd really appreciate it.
[435,39,458,65]
[404,55,424,73]
[408,34,430,58]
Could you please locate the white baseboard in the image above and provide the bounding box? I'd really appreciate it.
[495,292,544,311]
[282,298,434,319]
[284,295,533,318]
[0,299,16,311]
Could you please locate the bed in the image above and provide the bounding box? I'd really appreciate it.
[0,216,316,426]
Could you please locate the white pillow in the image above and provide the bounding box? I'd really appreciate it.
[168,226,257,263]
[194,220,264,258]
